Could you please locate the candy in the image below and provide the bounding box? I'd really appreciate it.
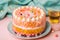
[27,18,30,22]
[31,17,35,21]
[36,17,39,20]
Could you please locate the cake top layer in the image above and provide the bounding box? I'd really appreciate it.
[13,6,45,22]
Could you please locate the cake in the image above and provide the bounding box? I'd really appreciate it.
[12,6,46,36]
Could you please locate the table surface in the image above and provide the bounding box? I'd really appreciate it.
[0,17,60,40]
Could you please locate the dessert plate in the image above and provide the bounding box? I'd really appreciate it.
[7,21,51,39]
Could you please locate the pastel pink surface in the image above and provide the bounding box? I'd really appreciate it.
[0,17,60,40]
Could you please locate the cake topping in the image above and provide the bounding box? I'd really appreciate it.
[13,6,45,28]
[30,6,32,9]
[31,17,35,21]
[13,6,42,20]
[22,18,25,22]
[20,12,23,15]
[37,7,40,10]
[39,16,42,19]
[34,7,37,9]
[18,17,20,20]
[36,17,39,20]
[21,6,24,9]
[27,18,30,22]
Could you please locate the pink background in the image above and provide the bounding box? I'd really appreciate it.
[0,17,60,40]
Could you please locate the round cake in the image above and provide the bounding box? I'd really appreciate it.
[12,6,46,36]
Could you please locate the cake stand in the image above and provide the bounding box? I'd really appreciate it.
[7,21,51,39]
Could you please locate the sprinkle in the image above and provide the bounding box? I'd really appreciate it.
[22,18,25,22]
[41,14,43,17]
[14,32,17,34]
[37,33,40,36]
[28,34,31,36]
[21,6,24,9]
[36,17,39,20]
[55,34,58,37]
[26,6,28,8]
[30,34,35,37]
[39,16,42,19]
[30,6,32,9]
[41,9,44,16]
[34,7,37,9]
[18,17,20,20]
[31,18,35,21]
[14,15,17,19]
[20,12,22,13]
[32,34,35,36]
[37,8,40,10]
[27,18,30,22]
[18,7,20,9]
[52,30,55,33]
[21,34,27,37]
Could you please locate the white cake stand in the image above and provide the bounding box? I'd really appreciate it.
[7,21,51,39]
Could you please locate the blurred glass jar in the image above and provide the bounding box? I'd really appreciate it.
[48,10,60,24]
